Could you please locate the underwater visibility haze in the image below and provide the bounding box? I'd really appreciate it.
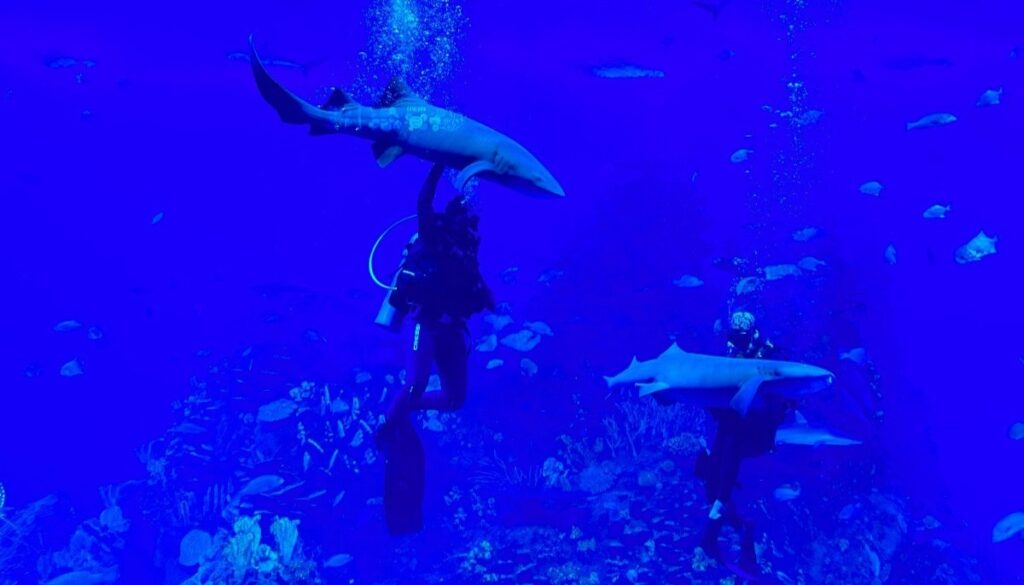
[1,0,1023,582]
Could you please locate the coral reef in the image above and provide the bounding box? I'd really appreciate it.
[0,341,988,584]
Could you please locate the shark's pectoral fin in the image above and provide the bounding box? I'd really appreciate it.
[637,381,670,397]
[372,142,404,167]
[455,160,495,192]
[730,376,765,415]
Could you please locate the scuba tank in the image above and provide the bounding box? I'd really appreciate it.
[374,234,419,331]
[370,215,419,332]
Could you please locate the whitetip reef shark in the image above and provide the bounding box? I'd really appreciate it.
[247,35,565,198]
[605,343,835,415]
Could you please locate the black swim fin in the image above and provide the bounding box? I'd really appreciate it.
[382,416,425,535]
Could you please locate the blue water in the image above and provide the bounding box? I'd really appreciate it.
[2,0,1022,582]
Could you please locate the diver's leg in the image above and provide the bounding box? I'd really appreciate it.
[378,323,433,448]
[411,322,468,412]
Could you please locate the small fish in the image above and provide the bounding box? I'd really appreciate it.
[797,257,827,272]
[793,227,819,242]
[500,266,519,284]
[955,231,997,264]
[501,330,543,352]
[673,275,704,288]
[525,321,554,336]
[257,399,298,422]
[976,88,1002,107]
[992,512,1024,543]
[730,148,753,164]
[45,57,85,69]
[906,112,957,131]
[239,475,285,497]
[537,268,566,284]
[591,65,666,79]
[355,372,372,384]
[859,181,884,196]
[170,423,207,434]
[324,553,353,568]
[54,320,82,332]
[226,51,319,75]
[87,326,103,340]
[151,211,164,224]
[1008,422,1024,440]
[838,503,861,521]
[521,358,539,376]
[484,313,513,331]
[885,244,897,265]
[764,264,801,281]
[773,483,801,501]
[921,515,942,530]
[840,348,868,364]
[475,334,498,352]
[923,204,950,219]
[735,276,763,296]
[60,359,83,377]
[486,359,504,370]
[794,109,823,126]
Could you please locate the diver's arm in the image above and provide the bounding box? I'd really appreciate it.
[417,163,445,223]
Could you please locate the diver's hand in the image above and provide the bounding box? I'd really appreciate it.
[419,163,446,210]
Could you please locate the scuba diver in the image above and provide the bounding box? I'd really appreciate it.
[695,311,793,577]
[374,163,495,534]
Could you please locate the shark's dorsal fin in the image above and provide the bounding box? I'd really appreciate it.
[372,141,403,167]
[321,87,354,111]
[378,77,424,108]
[794,411,808,426]
[630,356,639,366]
[659,343,686,358]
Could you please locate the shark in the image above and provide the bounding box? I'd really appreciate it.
[604,343,835,415]
[247,35,565,198]
[774,411,863,447]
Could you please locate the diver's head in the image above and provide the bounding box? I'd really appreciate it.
[727,311,758,351]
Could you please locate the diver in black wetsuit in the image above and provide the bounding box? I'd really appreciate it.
[383,162,494,421]
[375,163,494,534]
[696,311,792,574]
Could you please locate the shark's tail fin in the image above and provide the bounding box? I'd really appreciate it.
[249,34,319,125]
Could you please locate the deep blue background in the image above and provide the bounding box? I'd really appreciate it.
[1,0,1022,577]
